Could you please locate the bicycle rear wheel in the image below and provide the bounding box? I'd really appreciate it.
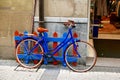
[15,38,44,69]
[64,40,97,72]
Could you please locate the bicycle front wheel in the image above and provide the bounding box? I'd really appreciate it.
[15,38,44,69]
[64,40,97,72]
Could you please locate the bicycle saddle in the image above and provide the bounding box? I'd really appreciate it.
[37,27,48,33]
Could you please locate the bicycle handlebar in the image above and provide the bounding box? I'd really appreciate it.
[64,20,76,28]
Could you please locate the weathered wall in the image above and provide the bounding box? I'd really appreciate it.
[0,0,34,59]
[0,0,89,59]
[35,0,88,17]
[35,0,89,42]
[45,0,88,17]
[35,0,89,38]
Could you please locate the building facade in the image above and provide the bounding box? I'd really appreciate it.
[0,0,90,59]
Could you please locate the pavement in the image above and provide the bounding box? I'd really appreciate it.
[0,58,120,80]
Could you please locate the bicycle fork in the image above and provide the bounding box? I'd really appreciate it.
[73,42,81,58]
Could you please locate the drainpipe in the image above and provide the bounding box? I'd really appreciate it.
[32,0,37,33]
[39,0,44,27]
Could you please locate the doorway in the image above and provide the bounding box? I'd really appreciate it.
[90,0,120,58]
[91,0,120,36]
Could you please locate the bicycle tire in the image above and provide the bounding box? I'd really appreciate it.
[15,37,44,69]
[64,40,97,72]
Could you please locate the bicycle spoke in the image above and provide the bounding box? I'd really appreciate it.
[21,42,29,53]
[31,53,42,60]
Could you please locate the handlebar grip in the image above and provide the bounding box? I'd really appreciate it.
[64,20,76,28]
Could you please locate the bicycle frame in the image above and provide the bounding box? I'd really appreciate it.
[25,27,80,65]
[38,28,79,56]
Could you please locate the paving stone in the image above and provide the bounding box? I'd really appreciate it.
[0,59,120,80]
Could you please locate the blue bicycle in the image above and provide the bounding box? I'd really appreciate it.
[15,20,97,72]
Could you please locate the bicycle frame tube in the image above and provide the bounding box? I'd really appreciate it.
[50,28,76,55]
[69,28,81,57]
[29,38,44,53]
[27,34,49,54]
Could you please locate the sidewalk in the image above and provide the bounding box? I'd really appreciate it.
[0,58,120,80]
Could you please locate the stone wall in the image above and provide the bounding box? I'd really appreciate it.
[0,0,34,59]
[35,0,88,17]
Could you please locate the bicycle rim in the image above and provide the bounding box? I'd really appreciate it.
[64,40,97,72]
[15,38,44,69]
